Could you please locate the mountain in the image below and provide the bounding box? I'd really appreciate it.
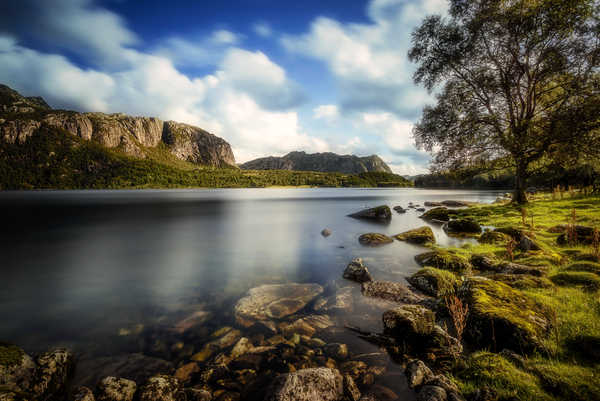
[239,151,393,174]
[0,84,235,168]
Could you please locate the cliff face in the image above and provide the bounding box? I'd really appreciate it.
[0,84,236,167]
[240,151,393,174]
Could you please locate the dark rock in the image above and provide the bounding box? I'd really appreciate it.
[174,362,200,383]
[321,229,332,237]
[420,207,451,222]
[383,305,436,337]
[264,368,344,401]
[348,206,392,222]
[443,219,482,235]
[557,225,596,245]
[407,268,460,297]
[493,228,541,251]
[0,343,36,394]
[323,344,348,361]
[441,200,472,207]
[415,251,471,274]
[33,348,74,399]
[424,202,443,207]
[73,386,96,401]
[470,255,546,276]
[417,208,426,212]
[478,231,511,244]
[96,377,137,401]
[405,359,434,389]
[417,385,447,401]
[343,258,373,283]
[393,206,407,213]
[358,233,394,246]
[185,388,212,401]
[138,375,181,401]
[363,385,398,401]
[394,227,436,245]
[343,375,361,401]
[361,281,424,304]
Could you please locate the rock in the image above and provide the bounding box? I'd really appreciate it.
[462,277,553,353]
[424,202,443,207]
[343,375,361,401]
[97,377,137,401]
[407,268,460,297]
[301,315,335,330]
[393,206,407,213]
[557,225,596,245]
[394,226,436,245]
[185,388,212,401]
[363,385,398,401]
[138,375,181,401]
[405,359,434,388]
[239,151,393,174]
[174,362,200,383]
[348,206,392,222]
[361,281,424,304]
[383,305,436,337]
[172,310,211,334]
[33,348,74,399]
[73,386,96,401]
[0,343,36,393]
[321,229,332,237]
[494,228,541,251]
[264,368,344,401]
[417,208,426,212]
[323,344,348,360]
[443,219,482,235]
[339,361,368,383]
[441,200,472,207]
[358,233,394,246]
[321,287,354,313]
[478,231,511,244]
[470,255,546,276]
[417,385,447,401]
[415,251,471,274]
[343,258,373,283]
[420,207,452,222]
[234,283,324,327]
[281,319,316,338]
[230,338,253,359]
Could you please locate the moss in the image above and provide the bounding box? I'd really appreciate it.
[394,226,436,245]
[530,359,600,401]
[444,219,482,235]
[0,344,23,367]
[407,267,461,297]
[489,273,554,289]
[478,230,511,244]
[455,352,553,401]
[564,335,600,363]
[420,207,453,221]
[464,277,553,353]
[415,249,471,274]
[550,272,600,291]
[563,261,600,275]
[358,233,394,246]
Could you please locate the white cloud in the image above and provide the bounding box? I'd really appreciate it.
[313,104,339,121]
[210,29,240,45]
[253,22,272,38]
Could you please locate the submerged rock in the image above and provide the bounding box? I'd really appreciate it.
[407,268,460,297]
[348,206,392,222]
[138,375,181,401]
[343,258,373,283]
[265,368,344,401]
[358,233,394,247]
[394,227,436,245]
[234,283,324,327]
[415,250,471,274]
[96,377,137,401]
[361,281,423,304]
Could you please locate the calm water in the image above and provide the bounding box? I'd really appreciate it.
[0,188,503,393]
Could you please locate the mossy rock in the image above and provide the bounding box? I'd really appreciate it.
[420,207,452,222]
[563,261,600,275]
[348,205,392,221]
[455,351,554,401]
[462,277,553,353]
[0,344,23,367]
[394,226,436,245]
[488,274,554,290]
[564,335,600,363]
[556,225,596,246]
[443,219,482,235]
[358,233,394,246]
[478,230,511,244]
[407,267,460,297]
[530,360,600,401]
[550,272,600,291]
[382,304,436,337]
[415,250,471,274]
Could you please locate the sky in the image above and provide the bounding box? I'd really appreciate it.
[0,0,448,174]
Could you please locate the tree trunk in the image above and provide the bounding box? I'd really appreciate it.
[513,162,528,204]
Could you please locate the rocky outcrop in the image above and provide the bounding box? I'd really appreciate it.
[240,151,393,174]
[0,84,236,167]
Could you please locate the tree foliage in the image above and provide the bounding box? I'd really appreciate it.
[409,0,600,202]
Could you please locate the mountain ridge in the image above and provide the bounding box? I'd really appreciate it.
[240,151,393,174]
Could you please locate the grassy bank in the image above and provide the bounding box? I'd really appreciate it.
[438,196,600,400]
[0,126,413,190]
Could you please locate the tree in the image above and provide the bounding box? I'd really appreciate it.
[409,0,600,203]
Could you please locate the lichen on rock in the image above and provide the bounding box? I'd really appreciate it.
[394,227,436,245]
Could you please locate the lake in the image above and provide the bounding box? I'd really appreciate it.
[0,188,504,397]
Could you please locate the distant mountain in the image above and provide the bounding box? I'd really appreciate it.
[0,84,236,168]
[240,151,393,174]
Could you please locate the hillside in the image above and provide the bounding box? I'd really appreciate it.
[239,151,393,174]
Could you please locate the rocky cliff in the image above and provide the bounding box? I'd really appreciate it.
[0,84,236,167]
[239,151,393,174]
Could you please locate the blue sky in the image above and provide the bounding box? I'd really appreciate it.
[0,0,448,174]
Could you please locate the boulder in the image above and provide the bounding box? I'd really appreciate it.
[462,277,553,353]
[407,268,460,297]
[443,219,482,235]
[73,386,96,401]
[478,231,511,244]
[382,305,436,337]
[424,202,443,207]
[96,377,137,401]
[348,206,392,222]
[417,385,447,401]
[264,368,344,401]
[321,229,332,237]
[0,344,36,394]
[323,344,348,361]
[32,348,74,399]
[415,251,471,274]
[343,375,361,401]
[420,207,452,222]
[343,258,373,283]
[138,375,181,401]
[234,283,324,327]
[470,255,547,276]
[394,227,436,245]
[405,359,434,388]
[441,200,472,207]
[358,233,394,246]
[174,362,200,383]
[494,228,541,251]
[393,206,407,214]
[361,281,424,304]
